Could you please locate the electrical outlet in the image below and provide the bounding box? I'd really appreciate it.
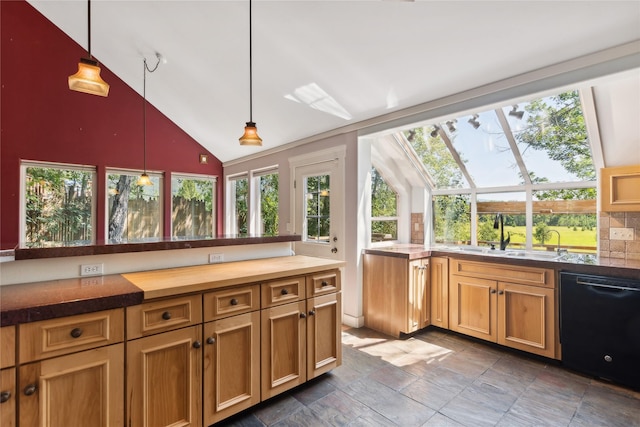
[610,227,634,240]
[80,263,103,276]
[209,253,224,263]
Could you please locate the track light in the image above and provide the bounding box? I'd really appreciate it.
[446,120,457,133]
[468,114,481,129]
[509,105,524,120]
[430,126,440,138]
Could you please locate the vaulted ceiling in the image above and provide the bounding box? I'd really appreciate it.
[28,1,640,164]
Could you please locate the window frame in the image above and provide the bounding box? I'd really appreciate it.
[170,172,217,240]
[370,166,400,246]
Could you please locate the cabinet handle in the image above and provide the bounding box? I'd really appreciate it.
[299,312,306,319]
[162,311,172,320]
[230,298,238,306]
[0,391,11,403]
[321,281,329,287]
[24,384,37,396]
[193,340,201,349]
[309,310,316,316]
[70,327,83,338]
[206,337,216,345]
[498,290,504,295]
[281,289,289,295]
[490,289,497,294]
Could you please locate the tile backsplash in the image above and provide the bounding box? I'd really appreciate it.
[598,212,640,261]
[411,213,424,244]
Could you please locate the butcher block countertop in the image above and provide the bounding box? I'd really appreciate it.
[123,255,346,300]
[0,255,345,326]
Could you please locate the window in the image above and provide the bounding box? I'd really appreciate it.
[371,167,398,242]
[406,89,597,253]
[171,174,216,239]
[228,174,248,234]
[255,170,279,236]
[21,161,95,247]
[304,174,330,243]
[106,170,163,244]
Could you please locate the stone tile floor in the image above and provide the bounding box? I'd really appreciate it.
[219,327,640,426]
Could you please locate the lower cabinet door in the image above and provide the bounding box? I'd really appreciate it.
[127,326,202,427]
[261,301,306,399]
[307,292,342,379]
[19,344,124,427]
[449,275,497,341]
[1,368,16,427]
[203,311,260,425]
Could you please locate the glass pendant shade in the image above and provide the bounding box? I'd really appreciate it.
[137,173,153,186]
[239,122,263,146]
[68,58,110,97]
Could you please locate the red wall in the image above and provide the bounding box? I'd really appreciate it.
[1,0,224,250]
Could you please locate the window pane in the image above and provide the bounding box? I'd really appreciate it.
[259,173,279,236]
[305,174,330,243]
[477,192,526,250]
[372,221,397,241]
[107,172,162,244]
[371,167,398,241]
[24,165,93,247]
[408,127,468,189]
[234,178,248,234]
[532,188,596,254]
[433,195,470,245]
[171,176,214,239]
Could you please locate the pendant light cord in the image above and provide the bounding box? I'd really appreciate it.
[87,0,92,59]
[249,0,253,123]
[143,55,161,173]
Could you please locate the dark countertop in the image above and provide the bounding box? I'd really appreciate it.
[0,275,143,326]
[12,234,301,260]
[364,245,640,280]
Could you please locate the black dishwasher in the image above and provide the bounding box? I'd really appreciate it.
[560,272,640,390]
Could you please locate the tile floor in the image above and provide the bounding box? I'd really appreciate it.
[219,327,640,427]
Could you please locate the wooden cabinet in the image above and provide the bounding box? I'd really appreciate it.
[16,310,125,427]
[1,326,16,427]
[363,254,429,338]
[203,286,260,425]
[261,270,342,399]
[126,295,203,427]
[449,259,558,359]
[600,164,640,211]
[429,257,449,329]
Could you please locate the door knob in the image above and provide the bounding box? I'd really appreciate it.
[331,248,338,253]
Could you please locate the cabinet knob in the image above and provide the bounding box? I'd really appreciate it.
[70,327,83,338]
[321,281,329,287]
[309,310,316,316]
[498,290,504,295]
[490,289,497,294]
[162,311,172,320]
[299,312,307,319]
[193,340,201,349]
[230,298,238,306]
[0,391,11,403]
[24,384,37,396]
[281,289,289,295]
[207,337,216,345]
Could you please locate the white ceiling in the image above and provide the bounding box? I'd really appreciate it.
[28,1,640,164]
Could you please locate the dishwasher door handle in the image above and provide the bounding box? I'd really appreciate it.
[577,279,640,293]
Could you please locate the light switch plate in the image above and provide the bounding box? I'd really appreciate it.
[610,227,634,240]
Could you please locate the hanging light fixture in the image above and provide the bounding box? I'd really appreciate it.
[239,0,262,146]
[137,54,161,186]
[468,114,481,129]
[68,0,110,97]
[509,105,524,120]
[430,125,440,138]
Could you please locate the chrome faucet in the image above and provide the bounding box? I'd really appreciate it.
[547,229,565,254]
[493,213,510,251]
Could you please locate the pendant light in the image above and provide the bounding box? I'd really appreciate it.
[137,54,161,186]
[239,0,262,146]
[68,0,110,97]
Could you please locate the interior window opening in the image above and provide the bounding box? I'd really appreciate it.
[21,161,95,248]
[107,170,163,244]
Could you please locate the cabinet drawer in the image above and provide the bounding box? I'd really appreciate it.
[127,294,202,339]
[204,285,260,321]
[261,276,305,308]
[1,326,15,369]
[19,308,124,363]
[450,259,554,288]
[307,270,341,297]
